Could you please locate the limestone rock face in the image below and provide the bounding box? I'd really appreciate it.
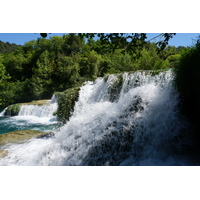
[0,130,50,146]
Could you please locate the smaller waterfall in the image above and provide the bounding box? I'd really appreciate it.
[0,95,58,119]
[18,104,57,118]
[0,108,7,116]
[0,96,59,136]
[50,94,58,103]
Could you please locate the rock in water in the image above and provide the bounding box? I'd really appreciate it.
[0,130,50,146]
[0,150,8,158]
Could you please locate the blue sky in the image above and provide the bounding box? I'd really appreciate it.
[0,33,199,47]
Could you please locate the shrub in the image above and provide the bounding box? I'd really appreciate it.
[174,39,200,144]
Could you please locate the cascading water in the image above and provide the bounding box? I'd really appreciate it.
[0,99,59,135]
[0,108,6,116]
[50,94,58,103]
[18,104,58,118]
[0,101,57,119]
[0,70,196,166]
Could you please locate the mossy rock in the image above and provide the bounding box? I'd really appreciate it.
[0,130,50,146]
[5,104,21,116]
[53,111,58,116]
[22,99,50,106]
[0,150,8,158]
[107,73,124,102]
[57,87,80,124]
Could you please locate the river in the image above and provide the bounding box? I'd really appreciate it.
[0,70,199,165]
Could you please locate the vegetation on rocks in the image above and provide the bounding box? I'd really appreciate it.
[5,104,21,116]
[106,73,124,102]
[22,100,50,106]
[56,87,80,124]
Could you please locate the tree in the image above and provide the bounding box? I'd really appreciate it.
[0,54,12,106]
[80,50,102,77]
[134,44,170,70]
[174,37,200,146]
[55,54,80,89]
[40,33,176,54]
[0,55,10,93]
[62,33,84,56]
[35,38,52,51]
[34,50,53,81]
[2,51,28,81]
[23,40,37,53]
[0,40,21,54]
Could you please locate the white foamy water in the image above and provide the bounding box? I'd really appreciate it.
[0,98,59,136]
[0,100,58,123]
[18,103,57,118]
[0,70,196,166]
[0,108,6,116]
[50,94,58,103]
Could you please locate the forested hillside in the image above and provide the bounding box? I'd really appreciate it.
[0,40,21,54]
[0,33,188,107]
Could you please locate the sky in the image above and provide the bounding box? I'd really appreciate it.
[0,33,199,47]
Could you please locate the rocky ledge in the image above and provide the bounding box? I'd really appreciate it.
[0,130,52,146]
[4,100,51,116]
[0,150,8,158]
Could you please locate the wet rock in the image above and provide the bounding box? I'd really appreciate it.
[5,104,20,116]
[0,150,8,158]
[0,130,51,146]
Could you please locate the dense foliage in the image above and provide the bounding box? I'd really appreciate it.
[174,38,200,144]
[42,33,176,54]
[0,33,183,107]
[0,40,21,54]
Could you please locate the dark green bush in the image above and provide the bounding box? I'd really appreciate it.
[174,43,200,112]
[174,39,200,144]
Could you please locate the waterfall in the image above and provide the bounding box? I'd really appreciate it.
[50,94,58,103]
[0,98,57,118]
[18,104,57,118]
[0,70,195,166]
[0,108,6,116]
